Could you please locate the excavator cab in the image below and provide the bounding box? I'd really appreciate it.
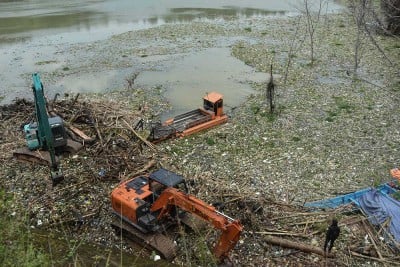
[203,92,224,117]
[111,168,188,232]
[24,116,68,150]
[149,168,188,195]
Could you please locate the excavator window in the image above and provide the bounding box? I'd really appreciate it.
[125,176,148,194]
[203,99,214,111]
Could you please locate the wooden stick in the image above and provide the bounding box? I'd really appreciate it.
[69,93,80,109]
[123,159,157,181]
[303,220,309,234]
[362,220,386,266]
[271,211,330,220]
[123,119,157,151]
[67,124,95,142]
[350,251,399,265]
[255,231,309,238]
[377,217,391,236]
[291,218,326,226]
[263,235,333,258]
[339,215,366,226]
[94,118,103,146]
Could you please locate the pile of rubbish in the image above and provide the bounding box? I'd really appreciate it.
[1,94,400,266]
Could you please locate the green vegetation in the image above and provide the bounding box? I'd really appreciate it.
[0,190,49,267]
[35,60,57,65]
[392,191,400,201]
[206,137,216,146]
[250,103,260,114]
[62,66,70,71]
[333,41,344,46]
[333,96,354,112]
[325,96,355,122]
[292,136,301,142]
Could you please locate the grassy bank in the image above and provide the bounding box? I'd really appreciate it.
[0,190,48,267]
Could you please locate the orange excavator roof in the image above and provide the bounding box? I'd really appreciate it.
[203,92,223,103]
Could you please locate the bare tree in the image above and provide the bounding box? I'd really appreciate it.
[381,0,400,35]
[126,72,140,90]
[284,16,306,84]
[351,0,367,74]
[266,64,276,114]
[350,0,396,75]
[303,0,324,66]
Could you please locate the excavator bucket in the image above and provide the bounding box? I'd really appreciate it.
[13,147,60,166]
[13,139,82,166]
[51,169,64,186]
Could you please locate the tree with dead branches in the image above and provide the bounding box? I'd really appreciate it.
[350,0,396,76]
[303,0,324,66]
[283,16,306,84]
[381,0,400,35]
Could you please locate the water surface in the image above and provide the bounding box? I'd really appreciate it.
[0,0,344,113]
[0,0,343,44]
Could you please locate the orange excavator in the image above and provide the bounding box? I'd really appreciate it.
[148,92,228,143]
[110,168,243,263]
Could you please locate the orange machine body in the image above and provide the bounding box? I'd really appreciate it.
[110,168,243,261]
[111,175,153,224]
[148,92,228,143]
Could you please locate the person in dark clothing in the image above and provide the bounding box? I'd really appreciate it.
[324,219,340,253]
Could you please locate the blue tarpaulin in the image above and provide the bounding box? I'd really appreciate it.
[358,189,400,242]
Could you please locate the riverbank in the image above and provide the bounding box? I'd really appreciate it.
[1,9,399,267]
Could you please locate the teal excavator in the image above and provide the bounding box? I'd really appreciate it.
[14,73,81,185]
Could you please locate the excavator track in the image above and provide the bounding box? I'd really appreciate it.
[111,215,176,261]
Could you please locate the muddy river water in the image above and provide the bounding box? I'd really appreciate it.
[0,0,343,117]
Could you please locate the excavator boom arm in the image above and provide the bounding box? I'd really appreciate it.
[31,73,63,184]
[150,187,243,260]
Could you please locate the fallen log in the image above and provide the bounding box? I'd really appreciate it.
[67,124,96,143]
[350,251,399,265]
[263,235,334,258]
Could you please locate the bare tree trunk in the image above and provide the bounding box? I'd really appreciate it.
[266,64,275,114]
[304,0,315,65]
[354,21,362,74]
[351,0,367,75]
[284,16,306,84]
[263,235,334,258]
[304,0,323,66]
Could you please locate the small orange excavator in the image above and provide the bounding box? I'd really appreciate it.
[110,168,243,263]
[148,92,228,143]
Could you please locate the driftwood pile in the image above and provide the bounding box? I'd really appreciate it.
[1,95,400,266]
